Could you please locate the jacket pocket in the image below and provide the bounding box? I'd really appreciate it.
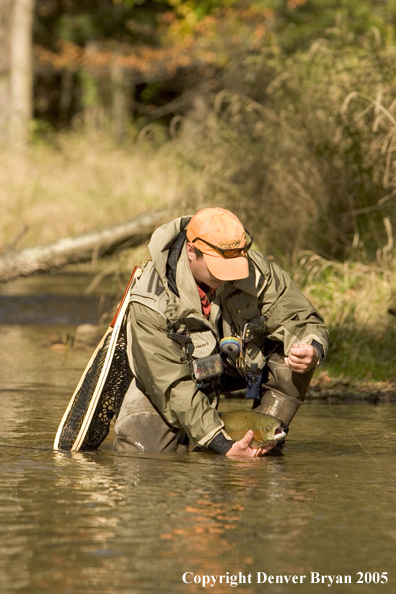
[227,291,260,327]
[189,330,218,359]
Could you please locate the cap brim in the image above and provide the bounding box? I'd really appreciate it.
[203,253,249,281]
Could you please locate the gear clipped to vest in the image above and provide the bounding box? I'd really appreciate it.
[192,354,223,381]
[220,336,241,358]
[245,362,263,399]
[167,329,223,385]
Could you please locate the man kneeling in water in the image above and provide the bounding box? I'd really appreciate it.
[113,207,328,457]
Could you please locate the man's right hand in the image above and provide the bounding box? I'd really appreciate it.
[225,430,275,458]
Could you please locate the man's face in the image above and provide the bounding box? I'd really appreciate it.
[186,243,225,290]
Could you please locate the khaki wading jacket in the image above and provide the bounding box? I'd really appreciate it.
[127,216,328,447]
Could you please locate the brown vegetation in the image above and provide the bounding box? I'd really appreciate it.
[0,133,183,254]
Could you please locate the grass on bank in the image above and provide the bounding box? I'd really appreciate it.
[294,252,396,387]
[0,131,184,254]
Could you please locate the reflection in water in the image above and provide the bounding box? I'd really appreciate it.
[0,309,396,592]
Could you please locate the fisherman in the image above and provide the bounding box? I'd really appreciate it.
[113,207,329,458]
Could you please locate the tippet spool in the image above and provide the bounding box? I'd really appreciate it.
[220,336,241,356]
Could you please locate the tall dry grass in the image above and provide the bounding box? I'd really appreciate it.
[175,41,396,265]
[0,131,183,253]
[293,244,396,382]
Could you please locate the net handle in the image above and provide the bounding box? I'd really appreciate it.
[110,266,140,328]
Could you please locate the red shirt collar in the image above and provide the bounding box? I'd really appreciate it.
[196,284,216,319]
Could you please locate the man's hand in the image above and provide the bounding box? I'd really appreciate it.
[284,342,319,373]
[225,430,275,458]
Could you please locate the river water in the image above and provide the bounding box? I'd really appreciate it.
[0,269,395,594]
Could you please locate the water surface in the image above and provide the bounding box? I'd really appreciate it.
[0,272,395,594]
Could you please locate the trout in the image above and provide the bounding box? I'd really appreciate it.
[218,410,287,448]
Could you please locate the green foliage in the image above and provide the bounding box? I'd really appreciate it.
[176,33,396,263]
[29,119,57,144]
[294,252,396,382]
[58,13,98,43]
[260,0,396,52]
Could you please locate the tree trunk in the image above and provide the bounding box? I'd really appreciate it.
[59,68,74,125]
[81,41,103,132]
[0,0,12,145]
[0,210,167,283]
[111,58,130,144]
[9,0,35,147]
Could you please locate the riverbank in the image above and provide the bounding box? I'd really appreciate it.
[308,373,396,404]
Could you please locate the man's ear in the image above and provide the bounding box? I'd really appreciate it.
[186,242,195,263]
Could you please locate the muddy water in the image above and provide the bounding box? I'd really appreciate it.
[0,271,396,594]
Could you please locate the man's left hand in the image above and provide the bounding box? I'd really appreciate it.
[225,431,276,458]
[284,343,319,374]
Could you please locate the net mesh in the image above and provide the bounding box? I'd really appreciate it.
[57,327,132,451]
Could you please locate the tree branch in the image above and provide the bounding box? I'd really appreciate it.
[0,209,167,283]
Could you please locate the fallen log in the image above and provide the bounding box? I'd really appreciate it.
[0,209,167,283]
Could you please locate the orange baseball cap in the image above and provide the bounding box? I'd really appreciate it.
[186,207,250,281]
